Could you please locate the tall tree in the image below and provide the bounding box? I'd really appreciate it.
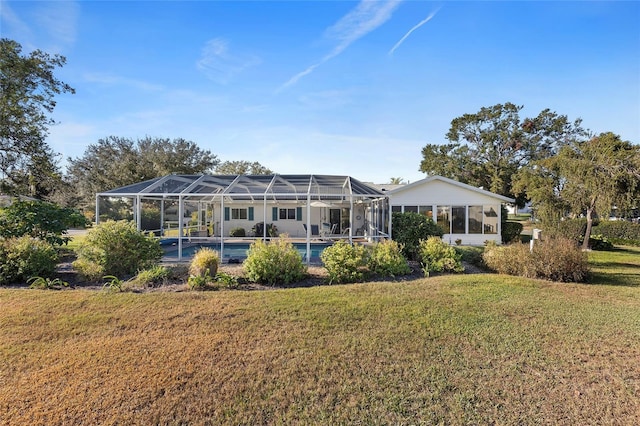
[419,103,586,203]
[0,39,74,197]
[514,132,640,249]
[65,136,219,209]
[215,160,273,175]
[389,177,404,184]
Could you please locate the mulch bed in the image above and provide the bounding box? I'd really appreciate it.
[5,253,483,292]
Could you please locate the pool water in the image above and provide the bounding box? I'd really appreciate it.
[164,242,330,262]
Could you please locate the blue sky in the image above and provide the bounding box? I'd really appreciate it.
[2,0,639,184]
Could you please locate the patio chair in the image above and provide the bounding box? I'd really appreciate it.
[303,224,321,238]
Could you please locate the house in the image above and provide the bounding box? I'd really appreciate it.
[96,174,513,260]
[375,175,514,246]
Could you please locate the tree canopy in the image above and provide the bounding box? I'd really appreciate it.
[65,136,219,209]
[419,103,586,204]
[0,38,74,197]
[215,160,273,175]
[514,132,640,249]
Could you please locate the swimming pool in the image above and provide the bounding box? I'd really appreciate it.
[163,241,331,262]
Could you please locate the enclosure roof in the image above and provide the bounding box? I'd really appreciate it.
[97,174,386,202]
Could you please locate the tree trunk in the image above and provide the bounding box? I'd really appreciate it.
[582,208,593,250]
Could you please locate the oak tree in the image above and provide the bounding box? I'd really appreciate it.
[0,39,74,197]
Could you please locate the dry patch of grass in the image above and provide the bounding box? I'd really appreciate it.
[1,267,639,424]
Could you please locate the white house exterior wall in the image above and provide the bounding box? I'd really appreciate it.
[389,179,509,246]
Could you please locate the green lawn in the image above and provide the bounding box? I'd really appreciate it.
[0,248,638,424]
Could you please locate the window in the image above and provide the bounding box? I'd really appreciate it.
[404,205,418,213]
[468,206,483,234]
[391,205,401,213]
[279,208,296,220]
[451,206,466,234]
[483,205,499,234]
[231,208,247,220]
[437,206,450,233]
[419,205,433,219]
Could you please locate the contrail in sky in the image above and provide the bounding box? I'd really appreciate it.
[389,7,440,56]
[279,0,401,91]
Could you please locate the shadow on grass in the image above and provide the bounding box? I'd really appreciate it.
[588,272,640,287]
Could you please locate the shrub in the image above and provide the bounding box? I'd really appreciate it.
[188,273,213,290]
[131,265,171,288]
[229,227,246,237]
[321,240,369,284]
[502,221,523,244]
[244,237,306,285]
[215,271,240,289]
[0,200,88,246]
[0,236,58,285]
[543,218,587,242]
[455,246,485,269]
[418,237,464,275]
[368,240,410,278]
[483,238,589,282]
[189,247,219,278]
[73,220,163,281]
[392,212,443,261]
[593,220,640,246]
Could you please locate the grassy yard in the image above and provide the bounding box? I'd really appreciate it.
[0,248,638,424]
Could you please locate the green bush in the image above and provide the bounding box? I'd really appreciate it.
[502,221,523,244]
[543,218,588,242]
[189,247,219,278]
[368,240,410,278]
[73,220,163,281]
[455,246,486,269]
[483,238,589,283]
[391,212,443,261]
[244,237,307,285]
[229,227,246,237]
[320,240,369,284]
[0,200,88,246]
[418,237,464,275]
[130,265,172,288]
[0,236,58,285]
[593,220,640,246]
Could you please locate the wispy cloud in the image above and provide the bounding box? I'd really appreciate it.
[280,0,402,91]
[36,1,79,49]
[389,7,440,56]
[84,72,164,92]
[197,38,261,84]
[0,0,78,53]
